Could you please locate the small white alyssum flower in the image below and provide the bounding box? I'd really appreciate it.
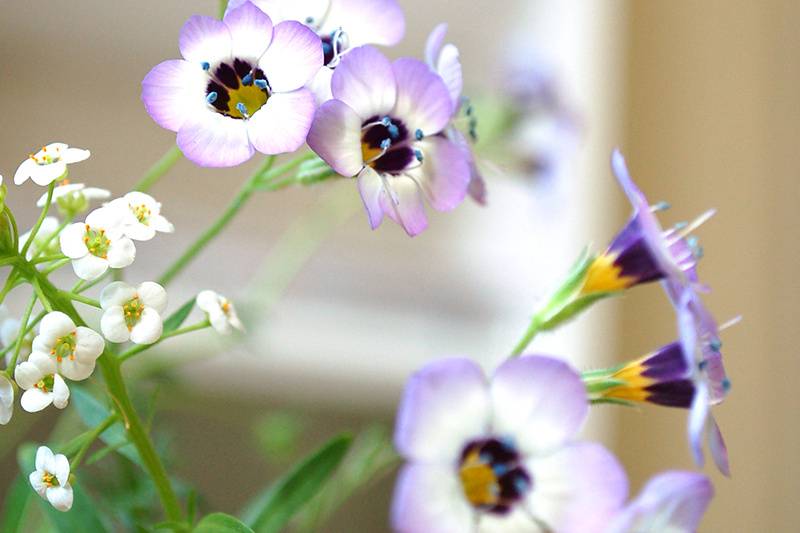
[100,281,167,344]
[37,180,111,215]
[107,192,174,241]
[19,216,62,261]
[29,446,73,512]
[0,373,13,425]
[196,290,244,335]
[14,143,90,186]
[15,352,70,413]
[32,312,105,381]
[59,206,136,280]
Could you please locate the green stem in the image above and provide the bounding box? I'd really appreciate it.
[73,270,111,294]
[31,254,66,265]
[41,258,71,277]
[509,315,544,357]
[32,278,53,311]
[0,311,43,360]
[133,145,183,192]
[70,414,118,470]
[0,256,19,268]
[8,294,36,370]
[4,207,19,251]
[119,320,211,363]
[20,181,55,258]
[61,291,101,308]
[217,0,228,19]
[31,219,70,260]
[157,156,276,286]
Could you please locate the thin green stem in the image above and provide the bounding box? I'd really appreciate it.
[0,311,43,360]
[31,219,70,260]
[73,270,111,294]
[4,207,19,251]
[41,258,70,276]
[61,291,101,308]
[157,156,276,286]
[8,294,36,370]
[32,278,52,312]
[20,181,55,258]
[31,254,66,265]
[133,145,183,192]
[509,315,544,357]
[217,0,228,19]
[119,320,211,363]
[0,256,19,268]
[70,414,118,470]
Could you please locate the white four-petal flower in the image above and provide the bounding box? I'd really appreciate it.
[196,290,244,334]
[19,216,62,261]
[32,312,104,381]
[59,207,136,280]
[37,181,111,215]
[14,143,90,186]
[29,446,73,512]
[15,352,70,413]
[107,192,174,241]
[0,373,13,425]
[100,281,167,344]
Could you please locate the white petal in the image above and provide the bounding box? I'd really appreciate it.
[31,162,68,186]
[52,375,69,409]
[82,187,111,202]
[72,254,109,281]
[0,374,13,425]
[106,237,136,268]
[29,471,47,498]
[14,159,36,185]
[100,281,136,309]
[46,485,73,512]
[391,463,475,533]
[59,223,89,259]
[14,360,42,390]
[150,215,174,233]
[40,312,75,339]
[59,359,95,381]
[196,290,221,313]
[477,506,542,533]
[21,388,54,413]
[137,282,168,314]
[35,446,55,473]
[61,148,90,164]
[129,308,163,345]
[124,222,157,242]
[53,453,70,485]
[74,327,105,362]
[100,307,131,343]
[86,206,126,230]
[209,309,232,334]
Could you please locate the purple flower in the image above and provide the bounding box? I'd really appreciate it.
[425,23,487,205]
[307,46,471,236]
[392,356,627,532]
[580,149,713,301]
[226,0,405,102]
[141,1,322,167]
[606,471,713,533]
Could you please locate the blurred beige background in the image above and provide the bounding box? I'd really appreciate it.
[0,0,797,531]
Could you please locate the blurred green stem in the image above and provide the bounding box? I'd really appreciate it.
[70,414,118,470]
[19,181,55,258]
[133,145,183,192]
[118,319,210,363]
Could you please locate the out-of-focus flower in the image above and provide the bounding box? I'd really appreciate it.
[0,373,13,425]
[37,180,111,216]
[0,305,33,367]
[392,356,627,532]
[228,0,405,103]
[580,150,713,302]
[32,312,104,381]
[606,471,713,533]
[308,46,470,236]
[20,216,61,261]
[107,192,174,241]
[424,23,486,205]
[29,446,73,512]
[59,207,136,280]
[14,143,90,186]
[141,1,321,167]
[100,282,167,345]
[15,352,70,413]
[196,290,244,334]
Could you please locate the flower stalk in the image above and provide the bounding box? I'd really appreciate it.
[118,319,211,363]
[133,145,183,193]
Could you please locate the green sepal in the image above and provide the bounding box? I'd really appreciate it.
[194,513,254,533]
[589,397,638,408]
[585,378,628,395]
[538,291,614,331]
[294,157,337,185]
[162,298,196,335]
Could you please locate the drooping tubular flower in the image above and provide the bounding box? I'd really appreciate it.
[142,1,322,167]
[226,0,405,102]
[606,471,713,533]
[14,143,90,186]
[308,46,471,236]
[59,206,136,280]
[392,356,627,532]
[425,23,486,204]
[580,149,713,303]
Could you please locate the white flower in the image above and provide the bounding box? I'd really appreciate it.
[107,192,173,241]
[37,181,111,215]
[15,352,69,412]
[29,446,73,512]
[0,373,13,425]
[19,216,62,261]
[59,207,136,281]
[32,312,104,381]
[196,290,244,334]
[100,281,167,344]
[0,305,33,367]
[14,143,90,186]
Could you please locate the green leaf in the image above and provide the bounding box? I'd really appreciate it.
[162,298,195,335]
[241,434,352,533]
[1,474,34,532]
[585,378,628,394]
[71,386,143,468]
[194,513,254,533]
[41,482,108,533]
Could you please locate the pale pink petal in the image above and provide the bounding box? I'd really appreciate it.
[177,112,254,167]
[141,60,208,132]
[381,175,428,237]
[247,89,316,155]
[391,463,475,533]
[223,0,274,59]
[258,21,322,93]
[307,99,364,176]
[392,58,453,135]
[179,15,232,64]
[324,0,405,47]
[331,45,396,120]
[409,136,470,211]
[357,167,385,230]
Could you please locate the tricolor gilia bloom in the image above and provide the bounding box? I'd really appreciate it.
[606,471,713,533]
[425,23,486,204]
[60,206,136,280]
[226,0,405,102]
[100,282,167,345]
[0,373,13,425]
[196,290,244,334]
[20,216,61,261]
[14,143,90,186]
[107,192,174,241]
[37,180,111,216]
[14,352,70,413]
[308,45,471,236]
[142,1,322,167]
[29,446,73,512]
[580,150,713,303]
[32,312,104,381]
[392,356,627,533]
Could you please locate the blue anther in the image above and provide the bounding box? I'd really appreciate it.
[414,149,424,162]
[465,104,474,116]
[654,201,671,211]
[415,128,424,141]
[686,236,699,248]
[380,138,392,150]
[387,124,400,139]
[710,339,722,352]
[305,16,315,24]
[492,464,509,476]
[322,42,333,54]
[242,73,253,86]
[236,102,249,117]
[698,360,708,371]
[694,246,705,259]
[499,436,516,451]
[206,91,218,104]
[722,378,732,392]
[201,61,210,71]
[674,221,689,230]
[255,79,269,89]
[479,452,492,464]
[513,476,530,493]
[380,116,392,126]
